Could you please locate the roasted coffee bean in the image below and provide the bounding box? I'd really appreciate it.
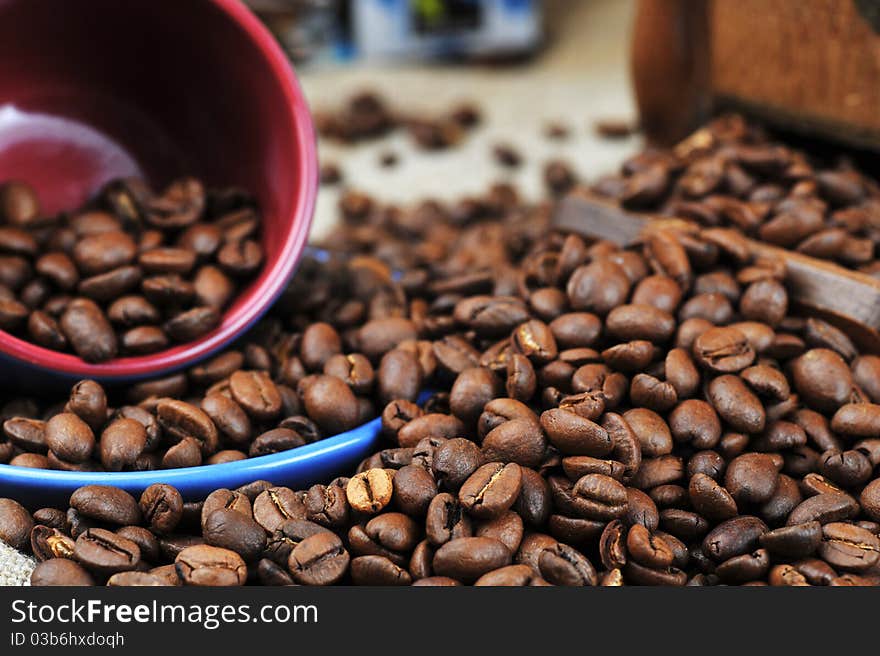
[31,558,96,586]
[475,510,523,554]
[203,508,267,561]
[253,488,306,533]
[540,408,612,456]
[862,479,880,522]
[200,394,251,445]
[176,544,247,586]
[537,542,597,586]
[569,474,628,520]
[346,468,394,513]
[74,528,141,575]
[432,537,511,583]
[156,399,219,454]
[450,367,500,425]
[398,413,465,449]
[99,419,146,471]
[139,484,183,535]
[0,498,33,551]
[689,473,738,521]
[818,522,880,572]
[791,349,852,412]
[45,412,95,464]
[425,492,473,546]
[787,492,859,526]
[702,516,767,563]
[3,416,46,452]
[30,526,76,562]
[392,465,437,516]
[831,403,880,439]
[707,375,766,434]
[481,417,546,468]
[288,532,350,585]
[430,438,483,491]
[351,555,412,585]
[301,375,359,434]
[631,455,684,489]
[60,298,118,362]
[162,437,202,468]
[760,522,822,558]
[566,260,631,315]
[305,484,350,528]
[324,353,374,395]
[459,462,522,519]
[70,486,141,525]
[693,327,755,373]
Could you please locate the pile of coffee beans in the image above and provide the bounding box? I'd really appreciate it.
[592,114,880,275]
[0,250,433,470]
[3,172,880,584]
[0,177,263,362]
[314,90,481,150]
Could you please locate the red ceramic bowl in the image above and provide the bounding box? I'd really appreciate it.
[0,0,317,388]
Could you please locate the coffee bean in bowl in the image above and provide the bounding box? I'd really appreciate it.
[0,178,263,363]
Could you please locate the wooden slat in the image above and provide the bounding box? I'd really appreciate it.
[553,192,880,353]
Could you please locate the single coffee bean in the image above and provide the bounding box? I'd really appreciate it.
[570,474,629,520]
[702,516,768,563]
[253,487,306,533]
[176,544,247,586]
[99,419,146,471]
[787,492,860,526]
[689,473,738,521]
[432,536,511,583]
[164,306,219,342]
[693,326,755,373]
[30,526,76,562]
[288,532,350,585]
[139,484,183,535]
[831,403,880,439]
[31,558,95,586]
[70,485,141,525]
[426,493,473,546]
[301,374,359,434]
[74,528,141,575]
[60,298,118,362]
[724,453,780,505]
[45,412,95,464]
[540,408,612,456]
[156,399,219,455]
[790,349,852,412]
[459,462,522,519]
[817,522,880,572]
[228,370,282,422]
[481,417,546,468]
[346,468,394,513]
[707,375,766,434]
[305,483,350,528]
[861,479,880,522]
[538,542,597,586]
[759,522,822,558]
[0,498,33,550]
[203,508,267,561]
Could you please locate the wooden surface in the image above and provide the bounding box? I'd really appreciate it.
[711,0,880,149]
[632,0,880,149]
[553,192,880,353]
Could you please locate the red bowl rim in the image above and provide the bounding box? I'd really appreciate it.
[0,0,317,380]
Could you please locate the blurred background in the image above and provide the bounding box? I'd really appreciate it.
[245,0,642,238]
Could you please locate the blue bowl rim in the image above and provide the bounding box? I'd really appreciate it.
[0,413,382,491]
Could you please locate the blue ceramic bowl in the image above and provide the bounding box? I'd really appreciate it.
[0,414,385,507]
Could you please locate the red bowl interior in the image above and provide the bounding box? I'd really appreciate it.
[0,0,316,381]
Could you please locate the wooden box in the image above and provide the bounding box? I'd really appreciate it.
[632,0,880,149]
